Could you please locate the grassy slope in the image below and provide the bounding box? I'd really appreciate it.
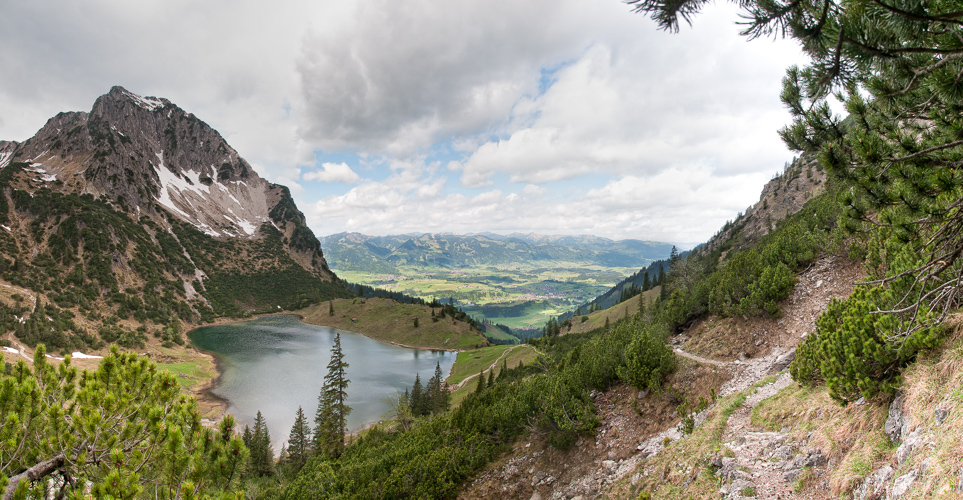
[297,297,488,351]
[448,344,539,408]
[562,288,660,336]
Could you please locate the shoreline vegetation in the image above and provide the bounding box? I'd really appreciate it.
[4,295,490,430]
[185,298,489,426]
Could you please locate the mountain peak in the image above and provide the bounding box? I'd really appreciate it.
[102,86,170,112]
[5,86,335,279]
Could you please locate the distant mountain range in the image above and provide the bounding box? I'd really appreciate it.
[319,232,679,273]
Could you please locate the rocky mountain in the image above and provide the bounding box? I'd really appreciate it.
[319,232,677,273]
[703,153,827,255]
[0,86,348,352]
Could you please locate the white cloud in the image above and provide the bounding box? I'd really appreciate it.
[304,162,361,183]
[450,7,807,188]
[306,164,767,242]
[295,0,641,155]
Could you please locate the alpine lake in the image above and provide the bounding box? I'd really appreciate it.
[189,315,456,447]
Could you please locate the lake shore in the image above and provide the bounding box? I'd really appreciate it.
[187,314,459,443]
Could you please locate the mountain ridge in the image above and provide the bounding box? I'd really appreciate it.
[319,231,678,273]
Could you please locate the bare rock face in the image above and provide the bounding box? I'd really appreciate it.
[0,140,17,168]
[702,154,827,254]
[8,86,333,280]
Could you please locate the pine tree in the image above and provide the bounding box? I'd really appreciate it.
[475,369,487,393]
[0,346,247,498]
[426,361,449,415]
[410,373,425,417]
[286,406,312,473]
[315,332,351,459]
[247,411,275,477]
[487,369,495,387]
[328,300,334,316]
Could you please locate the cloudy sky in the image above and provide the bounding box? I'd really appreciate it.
[0,0,807,245]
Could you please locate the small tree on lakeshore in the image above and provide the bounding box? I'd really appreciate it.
[315,332,351,459]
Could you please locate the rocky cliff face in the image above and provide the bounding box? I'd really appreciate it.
[0,87,347,351]
[702,154,827,255]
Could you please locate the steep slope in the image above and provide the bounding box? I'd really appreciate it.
[0,87,349,353]
[703,153,827,256]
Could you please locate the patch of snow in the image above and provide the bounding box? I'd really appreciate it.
[123,89,165,111]
[1,225,9,231]
[46,354,64,361]
[70,352,103,359]
[25,162,56,181]
[235,218,258,236]
[0,151,13,169]
[2,346,17,354]
[153,153,192,220]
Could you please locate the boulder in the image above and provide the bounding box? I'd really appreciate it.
[892,470,917,498]
[769,348,796,374]
[935,407,949,426]
[896,428,924,465]
[885,393,910,443]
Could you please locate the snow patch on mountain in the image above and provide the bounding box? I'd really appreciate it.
[27,163,57,182]
[122,89,165,111]
[152,152,270,238]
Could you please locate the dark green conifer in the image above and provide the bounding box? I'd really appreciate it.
[286,406,311,473]
[315,332,351,458]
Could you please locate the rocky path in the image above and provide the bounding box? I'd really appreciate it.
[717,372,802,499]
[672,347,726,367]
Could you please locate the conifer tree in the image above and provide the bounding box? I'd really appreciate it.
[286,406,312,473]
[475,369,487,393]
[487,369,495,387]
[426,361,449,415]
[246,411,275,477]
[315,332,351,459]
[410,373,425,416]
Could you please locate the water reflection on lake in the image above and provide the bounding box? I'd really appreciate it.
[190,315,455,447]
